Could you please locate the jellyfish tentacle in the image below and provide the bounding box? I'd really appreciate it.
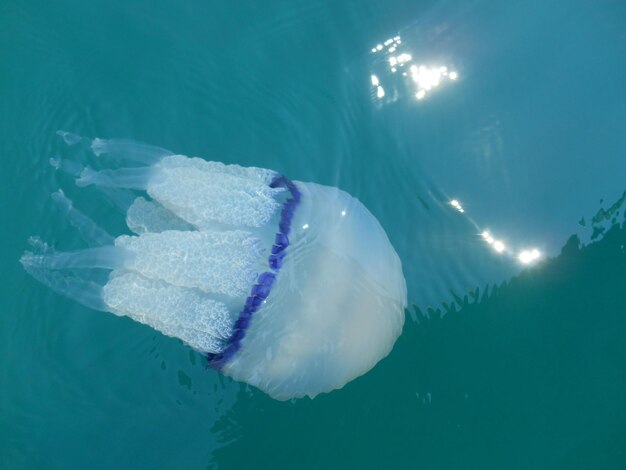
[90,138,173,165]
[20,249,107,312]
[76,166,159,190]
[50,157,138,211]
[51,190,114,247]
[97,187,137,213]
[49,157,83,177]
[20,246,131,270]
[56,130,82,146]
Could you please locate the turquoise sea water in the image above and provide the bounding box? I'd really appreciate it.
[1,0,626,468]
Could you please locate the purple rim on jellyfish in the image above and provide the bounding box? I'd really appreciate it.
[207,174,301,369]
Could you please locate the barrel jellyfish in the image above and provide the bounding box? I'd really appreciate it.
[21,135,407,400]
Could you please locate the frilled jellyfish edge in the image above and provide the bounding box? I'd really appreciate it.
[207,174,301,369]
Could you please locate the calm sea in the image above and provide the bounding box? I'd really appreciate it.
[1,0,625,468]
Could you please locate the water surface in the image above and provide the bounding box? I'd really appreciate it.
[1,0,625,468]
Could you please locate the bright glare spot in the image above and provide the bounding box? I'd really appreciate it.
[369,34,457,105]
[449,199,465,213]
[302,224,309,230]
[493,240,505,253]
[341,210,347,216]
[481,231,494,244]
[518,248,541,264]
[411,66,443,90]
[397,53,412,64]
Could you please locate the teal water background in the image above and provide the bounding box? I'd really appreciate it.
[1,0,626,468]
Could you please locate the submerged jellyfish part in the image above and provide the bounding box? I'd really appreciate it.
[125,197,194,235]
[21,236,108,312]
[90,137,173,165]
[21,137,407,400]
[56,130,82,146]
[51,190,115,247]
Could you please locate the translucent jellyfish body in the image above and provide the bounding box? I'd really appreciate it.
[21,137,407,400]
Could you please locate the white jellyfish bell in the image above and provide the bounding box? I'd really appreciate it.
[21,134,407,400]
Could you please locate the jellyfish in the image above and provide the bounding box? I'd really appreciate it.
[21,135,407,400]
